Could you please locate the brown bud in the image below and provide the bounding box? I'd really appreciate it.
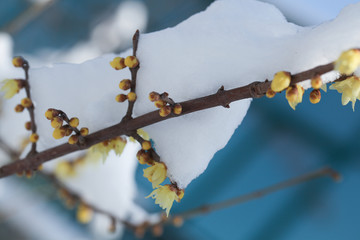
[14,104,24,113]
[311,75,323,89]
[29,133,39,143]
[51,116,63,128]
[149,91,160,102]
[285,86,298,102]
[127,92,137,102]
[119,79,131,90]
[154,100,166,108]
[68,135,79,145]
[172,216,184,227]
[12,56,25,68]
[80,127,89,136]
[159,106,171,117]
[266,88,276,98]
[309,89,321,104]
[21,97,32,108]
[173,104,182,115]
[152,224,163,237]
[25,121,32,130]
[115,94,127,102]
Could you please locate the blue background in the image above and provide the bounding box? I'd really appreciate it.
[1,0,360,239]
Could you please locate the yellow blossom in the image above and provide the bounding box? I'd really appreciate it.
[330,76,360,111]
[335,49,360,75]
[91,137,127,161]
[271,71,291,92]
[146,184,184,217]
[55,161,76,178]
[285,84,304,110]
[1,79,22,99]
[143,162,167,188]
[76,203,93,224]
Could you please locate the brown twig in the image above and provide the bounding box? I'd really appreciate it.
[130,132,160,162]
[0,61,338,178]
[122,30,140,121]
[22,60,38,156]
[171,167,340,220]
[39,171,136,230]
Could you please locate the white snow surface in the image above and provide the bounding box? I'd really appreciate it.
[3,0,360,189]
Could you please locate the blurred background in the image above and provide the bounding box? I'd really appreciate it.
[1,0,360,239]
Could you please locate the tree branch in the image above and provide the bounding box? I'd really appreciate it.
[0,61,337,178]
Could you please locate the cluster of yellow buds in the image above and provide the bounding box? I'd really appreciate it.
[110,55,139,103]
[110,56,139,70]
[45,108,88,144]
[149,91,182,117]
[268,71,304,110]
[268,70,328,110]
[91,136,127,161]
[115,79,136,103]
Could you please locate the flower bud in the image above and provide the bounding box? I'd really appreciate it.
[64,126,73,136]
[127,92,137,102]
[173,103,182,115]
[12,56,25,68]
[25,121,32,130]
[76,204,93,224]
[69,117,79,128]
[335,49,360,75]
[80,127,89,136]
[119,79,131,90]
[29,133,39,143]
[142,141,152,150]
[286,86,298,102]
[159,106,171,117]
[115,94,127,102]
[309,89,321,104]
[271,71,291,92]
[266,88,276,98]
[109,57,126,70]
[311,75,322,89]
[68,135,79,145]
[45,108,58,120]
[51,116,63,128]
[53,127,66,139]
[155,100,166,108]
[149,91,160,102]
[152,224,163,237]
[14,104,24,112]
[21,97,32,108]
[172,216,184,227]
[124,56,139,68]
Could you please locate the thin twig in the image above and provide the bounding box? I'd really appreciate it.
[171,167,340,220]
[0,61,337,177]
[122,30,140,121]
[1,0,57,35]
[39,171,136,230]
[22,61,38,156]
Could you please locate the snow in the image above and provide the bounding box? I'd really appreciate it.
[1,0,360,207]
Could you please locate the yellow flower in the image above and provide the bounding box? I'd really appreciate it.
[143,162,167,188]
[146,184,184,217]
[285,84,304,110]
[76,203,93,224]
[271,71,291,92]
[1,79,22,99]
[335,49,360,75]
[330,76,360,111]
[91,137,127,161]
[55,161,76,178]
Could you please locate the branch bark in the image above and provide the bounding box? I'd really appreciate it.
[0,62,337,178]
